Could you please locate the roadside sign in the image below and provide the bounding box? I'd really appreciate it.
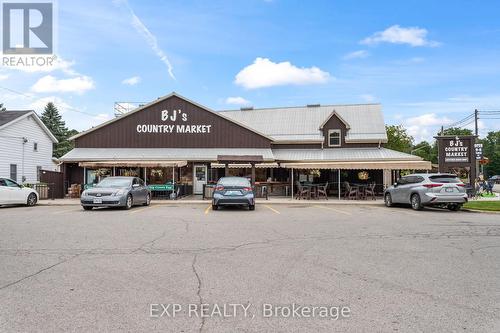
[474,143,483,160]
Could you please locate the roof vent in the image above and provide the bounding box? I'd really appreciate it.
[240,106,254,111]
[307,104,320,108]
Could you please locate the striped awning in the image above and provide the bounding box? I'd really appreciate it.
[210,163,279,169]
[79,161,188,168]
[280,160,431,170]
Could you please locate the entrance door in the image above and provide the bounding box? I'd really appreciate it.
[194,165,207,194]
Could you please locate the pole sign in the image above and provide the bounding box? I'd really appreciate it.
[435,135,477,184]
[474,143,483,160]
[443,136,470,163]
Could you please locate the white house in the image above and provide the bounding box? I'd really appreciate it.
[0,111,58,184]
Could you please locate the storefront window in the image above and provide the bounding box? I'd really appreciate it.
[146,167,174,185]
[86,168,111,186]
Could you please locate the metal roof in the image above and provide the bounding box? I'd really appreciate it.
[272,148,422,162]
[59,148,275,162]
[219,103,387,143]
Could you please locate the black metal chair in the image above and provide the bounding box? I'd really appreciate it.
[295,181,310,200]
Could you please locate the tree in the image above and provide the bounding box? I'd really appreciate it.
[412,141,435,163]
[385,125,414,153]
[441,127,473,136]
[479,131,500,177]
[0,103,6,112]
[40,102,78,158]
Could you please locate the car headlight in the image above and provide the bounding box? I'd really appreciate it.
[113,189,127,196]
[81,190,87,196]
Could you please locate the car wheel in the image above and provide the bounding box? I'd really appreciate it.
[83,206,93,211]
[212,204,218,211]
[26,193,37,206]
[448,204,461,211]
[384,193,393,207]
[410,193,423,210]
[124,194,133,210]
[143,194,151,206]
[249,204,255,211]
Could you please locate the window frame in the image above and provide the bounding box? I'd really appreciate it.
[327,129,342,147]
[10,164,17,182]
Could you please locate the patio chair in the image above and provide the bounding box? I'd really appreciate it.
[295,181,310,200]
[317,182,328,200]
[344,182,358,200]
[365,182,376,200]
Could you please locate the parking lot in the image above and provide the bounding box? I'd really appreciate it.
[1,203,499,332]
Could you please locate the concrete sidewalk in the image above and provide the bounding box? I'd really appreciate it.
[38,197,385,206]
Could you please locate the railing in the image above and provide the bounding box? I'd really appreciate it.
[24,183,56,200]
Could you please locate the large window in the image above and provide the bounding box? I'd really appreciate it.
[10,164,17,181]
[328,129,341,147]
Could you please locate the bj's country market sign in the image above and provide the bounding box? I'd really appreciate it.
[136,110,212,134]
[443,136,470,163]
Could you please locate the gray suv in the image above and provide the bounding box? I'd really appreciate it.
[384,173,467,211]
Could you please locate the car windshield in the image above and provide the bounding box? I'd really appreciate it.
[96,177,132,188]
[218,177,250,187]
[429,175,460,183]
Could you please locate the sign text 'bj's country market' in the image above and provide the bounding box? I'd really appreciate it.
[443,136,470,163]
[136,110,212,134]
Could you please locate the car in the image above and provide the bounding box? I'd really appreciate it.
[80,176,151,210]
[384,173,468,211]
[488,175,500,184]
[212,176,255,211]
[0,178,38,207]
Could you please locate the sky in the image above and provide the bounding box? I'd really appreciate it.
[1,0,500,143]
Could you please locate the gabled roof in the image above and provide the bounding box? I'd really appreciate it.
[69,92,274,142]
[0,110,58,143]
[319,110,351,130]
[220,103,387,143]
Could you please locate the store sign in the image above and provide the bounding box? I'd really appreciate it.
[136,109,212,134]
[474,143,483,160]
[443,136,470,163]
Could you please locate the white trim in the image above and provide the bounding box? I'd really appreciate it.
[0,111,58,143]
[319,110,351,130]
[327,129,341,147]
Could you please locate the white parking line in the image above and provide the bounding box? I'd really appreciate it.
[313,205,352,216]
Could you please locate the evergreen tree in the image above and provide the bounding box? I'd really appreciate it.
[0,103,6,112]
[40,102,78,158]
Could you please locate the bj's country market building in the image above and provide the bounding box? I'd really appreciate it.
[59,92,431,199]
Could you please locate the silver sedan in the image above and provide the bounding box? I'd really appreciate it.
[81,176,151,210]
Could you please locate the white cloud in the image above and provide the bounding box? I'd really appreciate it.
[360,94,376,102]
[122,76,141,85]
[402,113,453,142]
[0,74,9,81]
[361,25,440,47]
[31,75,95,94]
[225,96,251,105]
[343,50,369,60]
[8,57,78,75]
[235,57,330,89]
[29,96,73,114]
[114,0,175,80]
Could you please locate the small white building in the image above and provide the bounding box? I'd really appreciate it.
[0,111,58,184]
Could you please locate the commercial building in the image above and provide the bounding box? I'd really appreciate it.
[60,92,430,198]
[0,110,58,183]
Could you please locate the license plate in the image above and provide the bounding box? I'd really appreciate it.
[93,198,103,204]
[225,191,240,196]
[445,187,454,193]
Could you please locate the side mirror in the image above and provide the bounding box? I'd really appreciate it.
[132,184,140,188]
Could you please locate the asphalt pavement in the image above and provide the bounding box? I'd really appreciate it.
[0,203,499,332]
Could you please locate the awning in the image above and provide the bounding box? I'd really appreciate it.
[79,161,187,168]
[280,160,432,170]
[217,155,264,163]
[210,163,279,169]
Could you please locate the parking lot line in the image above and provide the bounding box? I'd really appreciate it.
[51,208,81,215]
[204,204,212,214]
[263,204,280,214]
[313,205,352,216]
[130,205,156,214]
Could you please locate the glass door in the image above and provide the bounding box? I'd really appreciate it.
[193,165,207,194]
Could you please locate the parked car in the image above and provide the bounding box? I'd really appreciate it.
[0,178,38,207]
[212,177,255,210]
[80,176,151,210]
[384,173,467,211]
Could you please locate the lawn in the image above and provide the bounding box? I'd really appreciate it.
[463,201,500,212]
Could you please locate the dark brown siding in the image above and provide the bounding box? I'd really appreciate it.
[322,114,381,148]
[75,95,271,148]
[272,143,323,149]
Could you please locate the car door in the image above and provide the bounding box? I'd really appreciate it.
[0,179,12,204]
[138,178,148,201]
[4,179,25,204]
[392,176,408,203]
[131,178,143,204]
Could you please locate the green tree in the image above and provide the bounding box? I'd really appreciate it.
[40,102,78,158]
[0,103,7,112]
[441,127,473,136]
[479,131,500,177]
[411,141,435,162]
[385,125,414,153]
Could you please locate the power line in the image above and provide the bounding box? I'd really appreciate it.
[0,86,100,117]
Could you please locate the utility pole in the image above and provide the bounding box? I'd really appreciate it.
[474,109,480,179]
[474,109,479,136]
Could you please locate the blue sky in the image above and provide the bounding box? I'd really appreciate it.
[1,0,500,142]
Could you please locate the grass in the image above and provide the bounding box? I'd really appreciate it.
[463,201,500,212]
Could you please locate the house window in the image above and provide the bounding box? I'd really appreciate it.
[328,129,341,147]
[10,164,17,181]
[33,142,38,151]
